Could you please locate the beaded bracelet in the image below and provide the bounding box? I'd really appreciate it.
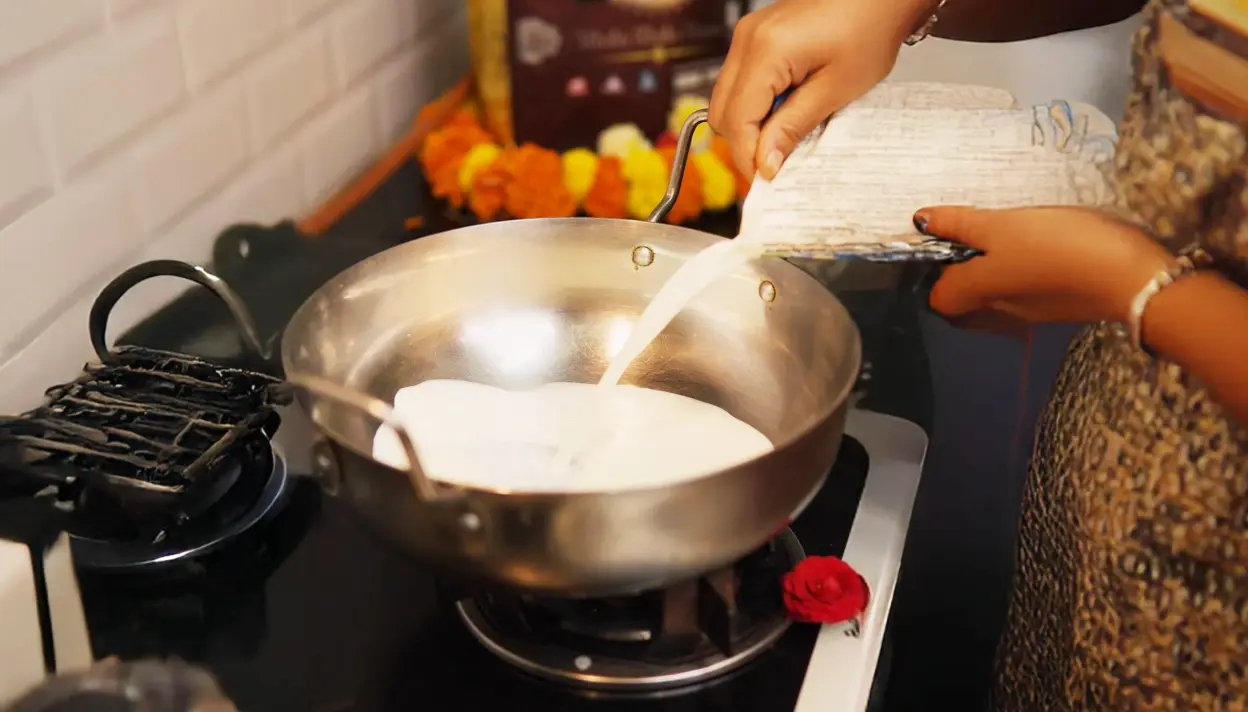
[1128,247,1214,354]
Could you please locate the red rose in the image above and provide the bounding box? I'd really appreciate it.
[782,556,869,624]
[655,130,678,150]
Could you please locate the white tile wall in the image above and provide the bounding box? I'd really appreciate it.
[0,0,468,413]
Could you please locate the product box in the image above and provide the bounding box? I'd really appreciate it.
[468,0,745,150]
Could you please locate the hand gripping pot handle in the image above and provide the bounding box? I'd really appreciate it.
[87,259,442,503]
[646,108,708,223]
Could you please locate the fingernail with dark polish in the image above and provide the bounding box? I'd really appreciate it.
[913,214,929,235]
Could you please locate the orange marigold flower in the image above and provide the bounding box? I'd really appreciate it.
[583,156,628,219]
[711,135,751,201]
[504,144,576,219]
[419,119,495,211]
[657,145,704,225]
[419,122,493,179]
[430,159,466,208]
[468,149,517,222]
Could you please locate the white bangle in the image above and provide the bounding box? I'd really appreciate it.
[1127,255,1198,353]
[905,0,949,45]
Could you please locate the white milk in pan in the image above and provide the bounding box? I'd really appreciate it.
[372,380,773,493]
[372,239,775,494]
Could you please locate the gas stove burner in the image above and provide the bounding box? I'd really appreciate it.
[69,444,293,572]
[456,529,805,693]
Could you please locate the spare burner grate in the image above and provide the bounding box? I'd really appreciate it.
[0,346,292,543]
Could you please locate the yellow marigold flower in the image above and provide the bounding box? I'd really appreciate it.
[561,148,599,202]
[457,143,502,192]
[621,145,667,183]
[597,123,651,160]
[667,94,711,153]
[621,146,668,220]
[692,151,735,211]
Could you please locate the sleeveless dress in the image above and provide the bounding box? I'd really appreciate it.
[992,1,1248,710]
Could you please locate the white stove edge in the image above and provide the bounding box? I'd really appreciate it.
[793,409,928,712]
[0,533,93,706]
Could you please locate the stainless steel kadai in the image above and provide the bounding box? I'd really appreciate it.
[87,110,863,598]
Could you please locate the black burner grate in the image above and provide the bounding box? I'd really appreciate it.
[0,346,292,542]
[467,533,802,669]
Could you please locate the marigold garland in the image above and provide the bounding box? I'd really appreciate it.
[504,144,577,219]
[622,146,670,221]
[419,119,492,178]
[598,123,652,160]
[711,135,752,200]
[429,160,465,208]
[458,143,502,192]
[467,148,515,222]
[561,148,599,203]
[417,97,747,224]
[694,151,736,212]
[667,95,712,153]
[657,145,703,225]
[418,115,494,209]
[583,156,627,219]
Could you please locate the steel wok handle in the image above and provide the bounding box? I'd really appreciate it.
[647,108,709,223]
[89,259,271,365]
[646,93,794,223]
[284,373,443,502]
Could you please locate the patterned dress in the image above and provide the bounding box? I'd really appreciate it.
[992,1,1248,710]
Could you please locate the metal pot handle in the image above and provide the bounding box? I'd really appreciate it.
[89,259,270,364]
[646,108,709,223]
[283,373,443,502]
[90,260,443,502]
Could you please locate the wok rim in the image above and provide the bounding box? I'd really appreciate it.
[282,216,863,497]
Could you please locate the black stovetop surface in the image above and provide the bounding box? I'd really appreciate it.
[72,163,932,711]
[79,435,870,712]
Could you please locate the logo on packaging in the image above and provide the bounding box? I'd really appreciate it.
[637,69,658,93]
[602,75,626,95]
[515,16,562,66]
[566,76,589,97]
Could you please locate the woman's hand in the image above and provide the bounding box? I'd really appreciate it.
[709,0,935,181]
[915,206,1177,331]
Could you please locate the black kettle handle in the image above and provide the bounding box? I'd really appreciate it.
[89,260,270,364]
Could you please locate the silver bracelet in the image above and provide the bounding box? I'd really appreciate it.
[905,0,949,45]
[1127,255,1199,353]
